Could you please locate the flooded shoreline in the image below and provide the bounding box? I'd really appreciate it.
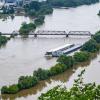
[1,53,100,100]
[0,2,100,100]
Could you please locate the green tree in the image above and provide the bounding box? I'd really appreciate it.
[33,68,50,80]
[81,39,99,53]
[50,63,67,76]
[0,35,9,46]
[18,76,38,89]
[93,32,100,43]
[34,15,45,26]
[57,55,75,68]
[1,86,8,94]
[73,51,90,62]
[19,22,36,35]
[1,84,19,94]
[29,1,41,11]
[46,0,99,7]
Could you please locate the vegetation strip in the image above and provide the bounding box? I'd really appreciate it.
[46,0,99,7]
[1,30,100,94]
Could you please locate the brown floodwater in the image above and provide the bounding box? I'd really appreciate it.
[0,2,100,100]
[0,37,89,88]
[1,54,100,100]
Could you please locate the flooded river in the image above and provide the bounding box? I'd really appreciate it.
[0,2,100,100]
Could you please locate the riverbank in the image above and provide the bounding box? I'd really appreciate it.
[0,2,100,100]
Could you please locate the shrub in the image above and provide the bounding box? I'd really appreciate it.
[1,86,8,94]
[18,76,38,89]
[57,55,75,68]
[1,84,19,94]
[50,63,66,76]
[73,51,90,62]
[0,35,9,46]
[93,32,100,43]
[34,15,45,26]
[39,5,53,15]
[33,68,50,80]
[81,39,99,53]
[19,22,36,35]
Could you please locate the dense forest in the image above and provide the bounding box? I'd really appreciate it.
[46,0,99,7]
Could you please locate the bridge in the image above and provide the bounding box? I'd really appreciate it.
[0,30,93,37]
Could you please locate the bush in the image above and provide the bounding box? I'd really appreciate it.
[50,63,66,76]
[93,32,100,43]
[33,68,50,80]
[34,15,45,26]
[1,84,19,94]
[0,35,9,46]
[18,76,38,89]
[81,39,99,53]
[1,86,8,94]
[57,55,75,68]
[39,5,53,15]
[19,22,36,35]
[73,51,90,62]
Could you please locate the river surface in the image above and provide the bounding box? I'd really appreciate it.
[0,2,100,100]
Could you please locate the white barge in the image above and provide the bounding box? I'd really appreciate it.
[45,44,82,57]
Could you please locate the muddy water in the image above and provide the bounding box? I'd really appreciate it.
[1,54,100,100]
[0,2,100,100]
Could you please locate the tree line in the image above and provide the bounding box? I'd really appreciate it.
[47,0,99,7]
